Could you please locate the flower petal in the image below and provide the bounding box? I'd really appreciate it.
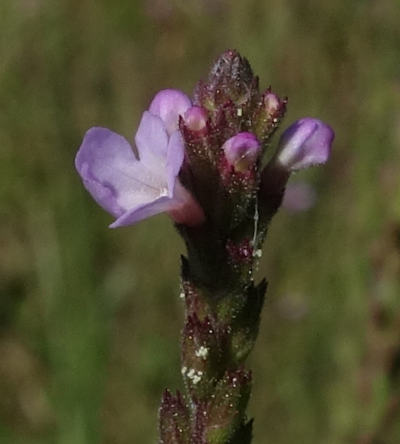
[149,89,192,135]
[134,111,169,175]
[109,195,178,228]
[75,127,167,217]
[166,130,185,197]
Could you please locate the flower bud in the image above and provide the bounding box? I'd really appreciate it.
[222,132,260,172]
[149,89,192,135]
[263,91,281,116]
[252,89,286,143]
[194,49,255,108]
[275,118,334,171]
[183,106,208,132]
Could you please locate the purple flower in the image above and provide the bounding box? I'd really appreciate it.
[75,89,205,228]
[222,132,260,172]
[275,118,334,171]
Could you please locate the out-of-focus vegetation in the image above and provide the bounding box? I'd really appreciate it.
[1,1,400,443]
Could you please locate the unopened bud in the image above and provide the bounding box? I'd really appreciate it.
[252,89,286,143]
[264,92,281,116]
[275,118,334,171]
[184,106,208,132]
[222,132,260,172]
[193,49,256,109]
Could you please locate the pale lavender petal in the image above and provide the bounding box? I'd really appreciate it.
[76,127,167,217]
[134,111,169,175]
[149,89,191,135]
[166,130,185,196]
[78,168,123,217]
[109,195,178,228]
[276,118,334,171]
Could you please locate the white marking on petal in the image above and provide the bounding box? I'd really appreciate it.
[159,187,169,197]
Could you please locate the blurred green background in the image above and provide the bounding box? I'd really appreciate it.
[1,1,400,443]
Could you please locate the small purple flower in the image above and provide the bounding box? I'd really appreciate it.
[222,132,260,172]
[275,118,334,171]
[75,89,205,228]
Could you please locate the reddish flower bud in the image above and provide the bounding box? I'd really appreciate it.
[263,91,281,116]
[252,89,287,143]
[222,132,260,172]
[184,106,208,132]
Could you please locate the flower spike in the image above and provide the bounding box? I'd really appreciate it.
[75,50,335,444]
